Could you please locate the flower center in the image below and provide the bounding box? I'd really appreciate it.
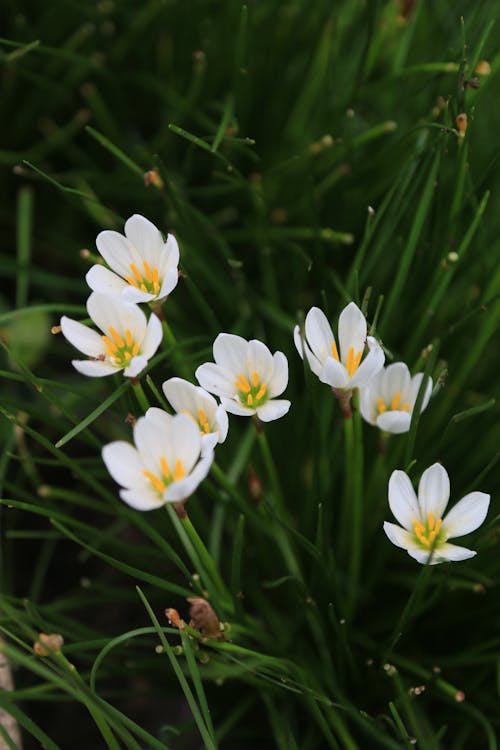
[345,346,362,378]
[124,260,161,295]
[234,371,268,408]
[182,408,211,435]
[412,512,443,549]
[143,455,186,495]
[377,391,410,414]
[102,326,140,366]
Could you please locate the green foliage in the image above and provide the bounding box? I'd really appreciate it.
[1,1,499,749]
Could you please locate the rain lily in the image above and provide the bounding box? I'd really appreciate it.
[294,302,384,391]
[102,408,214,510]
[384,463,490,564]
[162,377,229,454]
[60,292,162,377]
[86,214,179,304]
[359,362,432,434]
[195,333,291,422]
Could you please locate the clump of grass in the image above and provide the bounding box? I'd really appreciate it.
[1,2,499,749]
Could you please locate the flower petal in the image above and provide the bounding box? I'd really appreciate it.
[388,470,420,529]
[380,362,411,404]
[442,491,490,539]
[409,373,433,412]
[158,267,179,298]
[125,214,165,267]
[220,397,255,417]
[87,292,147,341]
[71,359,119,377]
[304,307,335,364]
[268,351,289,397]
[123,355,148,378]
[348,337,385,389]
[96,230,136,278]
[102,441,142,489]
[430,542,477,562]
[158,234,180,277]
[418,463,450,519]
[85,265,128,296]
[358,381,378,425]
[122,286,155,304]
[170,413,202,474]
[215,405,229,443]
[141,313,163,357]
[60,316,105,357]
[246,339,274,384]
[213,333,249,375]
[377,410,411,434]
[163,452,214,503]
[338,302,366,364]
[319,357,349,388]
[256,399,291,422]
[120,486,165,511]
[196,363,235,397]
[383,521,415,550]
[294,325,322,376]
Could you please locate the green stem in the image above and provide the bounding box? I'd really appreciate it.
[132,381,150,414]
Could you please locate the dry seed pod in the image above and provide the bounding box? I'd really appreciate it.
[187,597,224,639]
[33,633,64,657]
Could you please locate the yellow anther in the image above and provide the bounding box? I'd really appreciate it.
[235,374,251,393]
[108,326,124,348]
[391,392,402,410]
[198,408,210,434]
[256,383,267,400]
[140,283,148,292]
[377,397,387,414]
[412,513,443,550]
[132,342,140,356]
[102,335,117,353]
[173,459,185,481]
[251,371,259,388]
[160,456,170,479]
[428,513,435,531]
[124,274,138,288]
[247,393,254,406]
[143,260,153,283]
[345,346,362,377]
[130,262,143,282]
[331,340,339,361]
[125,329,133,347]
[143,469,166,493]
[401,403,410,412]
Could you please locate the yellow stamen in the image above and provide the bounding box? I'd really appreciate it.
[160,456,170,478]
[143,469,165,493]
[256,383,267,400]
[331,340,339,361]
[132,342,140,356]
[125,329,133,347]
[391,392,402,410]
[412,513,443,549]
[173,459,185,481]
[102,335,117,353]
[198,408,210,434]
[124,275,138,288]
[377,397,387,414]
[247,394,254,406]
[401,403,410,412]
[143,260,153,283]
[235,374,251,393]
[130,262,143,282]
[428,513,435,531]
[251,371,259,388]
[140,283,148,292]
[108,326,124,348]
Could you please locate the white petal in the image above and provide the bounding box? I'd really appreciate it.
[158,234,180,277]
[338,302,366,364]
[380,363,411,404]
[102,441,143,488]
[72,359,119,377]
[96,229,135,278]
[125,214,164,267]
[215,405,229,442]
[163,377,202,414]
[120,487,165,511]
[359,383,378,426]
[388,470,420,529]
[158,267,179,298]
[60,316,105,357]
[409,373,433,412]
[122,286,155,304]
[294,325,322,376]
[268,351,289,398]
[319,357,349,388]
[349,337,385,389]
[246,339,274,384]
[304,307,335,364]
[418,463,450,519]
[171,414,202,474]
[383,521,414,550]
[123,355,148,377]
[85,265,128,296]
[442,492,490,539]
[377,410,411,434]
[87,293,147,341]
[406,547,439,565]
[213,333,249,375]
[220,397,255,417]
[141,313,163,357]
[196,363,236,397]
[201,432,219,455]
[134,409,171,467]
[430,542,477,562]
[256,400,291,422]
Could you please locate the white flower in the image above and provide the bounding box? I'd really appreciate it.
[359,362,432,434]
[384,463,490,564]
[60,292,162,377]
[294,302,384,391]
[162,377,229,455]
[86,214,179,304]
[195,333,291,422]
[102,408,214,510]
